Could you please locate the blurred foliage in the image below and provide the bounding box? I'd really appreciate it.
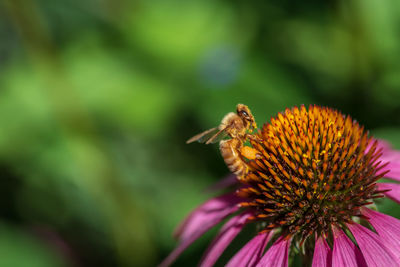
[0,0,399,266]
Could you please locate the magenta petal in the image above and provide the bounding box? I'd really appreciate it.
[375,139,392,152]
[377,183,400,204]
[332,228,366,267]
[367,139,392,154]
[160,194,241,267]
[347,223,398,266]
[200,212,250,267]
[226,231,273,267]
[379,162,400,182]
[367,139,400,182]
[256,236,291,267]
[174,193,241,242]
[312,236,331,267]
[376,138,400,161]
[380,151,400,162]
[362,208,400,260]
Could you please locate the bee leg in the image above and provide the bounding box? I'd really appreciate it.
[246,134,262,143]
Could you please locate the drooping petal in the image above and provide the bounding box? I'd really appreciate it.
[312,236,331,267]
[362,208,400,260]
[374,139,400,161]
[332,227,366,267]
[367,139,400,181]
[377,183,400,204]
[347,223,398,266]
[160,194,241,267]
[380,150,400,162]
[200,212,250,267]
[174,193,241,242]
[256,236,291,267]
[379,162,400,182]
[373,139,392,152]
[226,231,273,267]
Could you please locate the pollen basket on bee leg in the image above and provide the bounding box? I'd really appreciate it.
[240,146,259,160]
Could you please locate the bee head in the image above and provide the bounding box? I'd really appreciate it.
[236,104,257,130]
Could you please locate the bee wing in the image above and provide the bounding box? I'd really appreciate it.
[186,127,219,144]
[204,128,229,144]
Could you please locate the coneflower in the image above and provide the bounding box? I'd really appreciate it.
[162,105,400,267]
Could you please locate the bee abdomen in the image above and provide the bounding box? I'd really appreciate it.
[220,139,247,177]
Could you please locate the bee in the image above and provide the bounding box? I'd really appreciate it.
[186,104,260,179]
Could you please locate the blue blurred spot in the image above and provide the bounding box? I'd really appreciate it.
[199,45,241,88]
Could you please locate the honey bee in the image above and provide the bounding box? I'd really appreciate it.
[187,104,260,179]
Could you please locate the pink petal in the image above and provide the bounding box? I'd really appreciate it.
[367,139,392,153]
[226,231,273,267]
[347,223,398,266]
[380,150,400,162]
[312,236,331,267]
[200,212,250,267]
[362,208,400,261]
[332,227,366,267]
[380,162,400,182]
[378,139,392,151]
[256,236,291,267]
[377,183,400,204]
[375,139,400,161]
[161,194,241,267]
[367,139,400,182]
[174,193,241,242]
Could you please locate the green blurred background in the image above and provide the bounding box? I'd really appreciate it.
[1,0,400,266]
